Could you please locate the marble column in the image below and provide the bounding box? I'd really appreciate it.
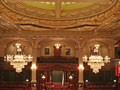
[78,48,84,83]
[75,47,84,83]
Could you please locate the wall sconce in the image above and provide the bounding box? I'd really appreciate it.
[31,64,37,70]
[78,64,84,70]
[55,44,61,49]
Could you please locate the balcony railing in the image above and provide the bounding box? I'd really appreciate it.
[37,56,78,64]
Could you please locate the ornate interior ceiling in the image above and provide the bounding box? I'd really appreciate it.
[1,0,117,20]
[0,0,120,38]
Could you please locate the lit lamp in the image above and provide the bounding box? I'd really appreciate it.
[42,75,46,80]
[83,44,110,73]
[31,63,37,89]
[4,29,33,73]
[86,80,88,83]
[4,43,33,73]
[114,80,117,83]
[78,64,84,70]
[26,79,29,84]
[31,64,37,70]
[69,75,73,80]
[26,79,29,82]
[26,79,29,89]
[55,44,61,49]
[69,75,73,87]
[42,75,46,84]
[42,75,46,90]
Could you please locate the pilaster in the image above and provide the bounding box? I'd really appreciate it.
[75,43,84,83]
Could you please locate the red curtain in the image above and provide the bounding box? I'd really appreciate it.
[116,65,120,76]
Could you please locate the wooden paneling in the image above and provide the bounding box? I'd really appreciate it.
[0,82,31,90]
[84,70,116,83]
[84,82,116,90]
[0,70,31,82]
[46,85,68,90]
[84,59,117,83]
[0,57,31,82]
[37,56,79,90]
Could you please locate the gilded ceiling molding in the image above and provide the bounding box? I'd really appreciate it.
[0,0,119,29]
[0,0,118,20]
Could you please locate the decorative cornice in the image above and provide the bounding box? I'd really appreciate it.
[0,30,116,38]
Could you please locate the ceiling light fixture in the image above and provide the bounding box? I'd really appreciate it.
[83,44,110,73]
[4,30,33,73]
[55,44,61,49]
[83,30,110,73]
[4,43,33,73]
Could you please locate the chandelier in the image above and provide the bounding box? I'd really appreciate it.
[4,43,33,73]
[83,44,110,73]
[55,44,61,49]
